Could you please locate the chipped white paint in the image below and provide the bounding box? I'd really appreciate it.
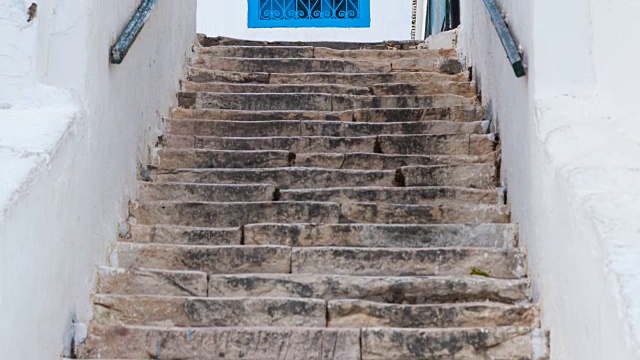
[459,0,640,358]
[0,0,196,358]
[197,0,414,42]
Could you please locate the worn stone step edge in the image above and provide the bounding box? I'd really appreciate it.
[123,222,517,248]
[181,80,476,97]
[90,294,537,329]
[76,325,547,360]
[206,273,531,304]
[137,182,501,205]
[166,119,490,137]
[187,67,469,86]
[92,295,327,328]
[153,149,495,170]
[169,106,487,123]
[77,325,362,360]
[199,35,423,50]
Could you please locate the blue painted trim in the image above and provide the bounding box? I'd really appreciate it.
[248,0,371,28]
[111,0,158,64]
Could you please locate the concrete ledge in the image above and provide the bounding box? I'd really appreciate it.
[0,85,78,222]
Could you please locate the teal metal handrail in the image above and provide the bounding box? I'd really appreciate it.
[111,0,158,64]
[481,0,525,77]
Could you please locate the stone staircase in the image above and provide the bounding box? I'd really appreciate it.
[77,37,548,359]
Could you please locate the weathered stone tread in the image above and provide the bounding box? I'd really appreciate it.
[114,243,291,274]
[167,119,489,137]
[328,300,538,328]
[92,295,326,327]
[291,247,526,278]
[207,274,531,304]
[97,266,208,297]
[243,223,517,248]
[126,224,241,246]
[361,326,541,359]
[78,325,361,360]
[131,201,340,227]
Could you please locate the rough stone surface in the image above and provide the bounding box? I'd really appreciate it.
[291,247,527,278]
[78,40,545,360]
[93,295,326,327]
[97,267,208,297]
[131,201,340,227]
[79,326,361,360]
[244,223,517,248]
[127,225,241,246]
[361,327,538,359]
[328,300,538,328]
[207,274,531,304]
[114,243,291,274]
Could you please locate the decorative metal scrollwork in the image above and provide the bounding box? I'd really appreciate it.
[249,0,370,28]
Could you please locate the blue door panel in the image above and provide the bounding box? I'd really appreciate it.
[248,0,371,28]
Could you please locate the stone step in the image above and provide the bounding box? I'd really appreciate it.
[400,164,498,189]
[170,106,486,123]
[78,325,362,360]
[138,182,275,202]
[361,326,543,359]
[199,36,423,50]
[126,224,241,246]
[328,300,538,328]
[179,134,493,156]
[171,105,486,123]
[207,274,530,304]
[291,247,526,279]
[92,295,326,327]
[243,223,517,248]
[196,46,455,62]
[179,92,475,111]
[77,325,541,360]
[130,201,341,227]
[182,79,475,97]
[167,119,488,137]
[188,67,466,86]
[340,202,509,224]
[181,80,371,95]
[154,149,493,170]
[193,56,392,73]
[196,45,315,59]
[279,187,500,205]
[114,243,291,274]
[150,166,494,189]
[370,81,475,97]
[193,55,462,75]
[96,266,208,297]
[150,167,398,189]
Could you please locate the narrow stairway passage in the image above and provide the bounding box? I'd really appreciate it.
[77,37,547,360]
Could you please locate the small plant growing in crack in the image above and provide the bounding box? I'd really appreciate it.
[470,267,490,277]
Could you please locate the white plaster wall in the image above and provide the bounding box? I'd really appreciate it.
[0,0,196,358]
[459,0,640,359]
[197,0,413,42]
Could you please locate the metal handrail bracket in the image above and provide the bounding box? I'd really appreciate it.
[481,0,526,77]
[111,0,158,64]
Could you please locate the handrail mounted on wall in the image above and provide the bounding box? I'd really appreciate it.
[481,0,525,77]
[111,0,158,64]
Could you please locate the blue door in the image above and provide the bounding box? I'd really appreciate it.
[248,0,371,28]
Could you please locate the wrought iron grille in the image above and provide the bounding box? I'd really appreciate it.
[248,0,370,28]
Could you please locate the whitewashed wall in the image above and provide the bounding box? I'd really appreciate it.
[459,0,640,359]
[197,0,413,42]
[0,0,196,358]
